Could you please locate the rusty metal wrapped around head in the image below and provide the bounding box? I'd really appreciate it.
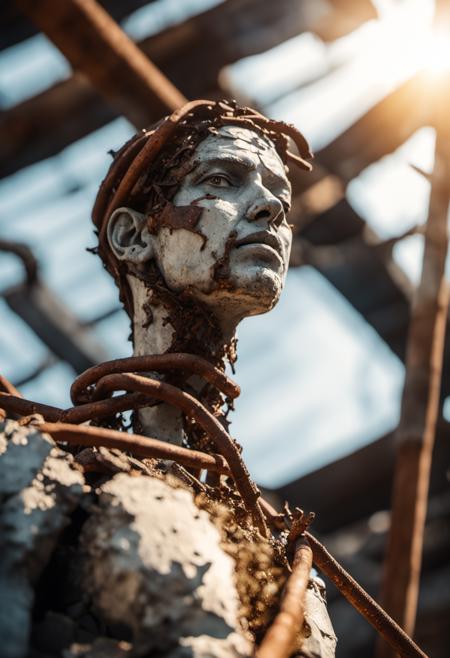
[91,99,313,315]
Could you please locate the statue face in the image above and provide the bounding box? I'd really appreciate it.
[108,126,293,323]
[153,126,292,319]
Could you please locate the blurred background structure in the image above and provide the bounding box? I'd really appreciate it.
[0,1,449,656]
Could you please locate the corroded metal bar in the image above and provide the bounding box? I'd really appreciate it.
[0,392,63,422]
[62,392,151,423]
[377,27,450,652]
[0,391,150,424]
[256,538,313,658]
[16,0,186,128]
[70,352,240,404]
[90,372,268,535]
[305,532,428,658]
[39,421,229,475]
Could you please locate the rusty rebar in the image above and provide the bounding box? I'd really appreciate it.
[38,421,229,475]
[305,532,428,658]
[256,538,313,658]
[0,392,63,422]
[89,372,268,535]
[101,101,217,224]
[70,352,240,404]
[0,391,152,424]
[376,43,450,656]
[17,0,186,130]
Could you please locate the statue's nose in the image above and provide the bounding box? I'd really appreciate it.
[246,196,284,225]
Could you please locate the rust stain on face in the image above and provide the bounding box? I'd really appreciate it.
[147,201,203,233]
[147,201,207,249]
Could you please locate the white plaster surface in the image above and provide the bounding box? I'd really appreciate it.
[0,420,84,658]
[83,474,251,657]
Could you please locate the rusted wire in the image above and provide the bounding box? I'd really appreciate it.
[0,379,432,656]
[305,532,428,658]
[256,538,313,658]
[62,392,152,423]
[0,368,267,534]
[38,421,229,475]
[70,352,240,404]
[101,100,216,225]
[0,391,152,424]
[87,372,268,535]
[0,392,63,422]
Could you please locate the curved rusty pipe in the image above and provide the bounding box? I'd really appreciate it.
[39,421,229,475]
[0,391,152,424]
[90,372,267,536]
[70,352,240,404]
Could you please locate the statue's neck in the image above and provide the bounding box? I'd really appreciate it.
[128,275,237,446]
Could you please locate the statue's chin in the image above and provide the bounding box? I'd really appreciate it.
[195,266,284,326]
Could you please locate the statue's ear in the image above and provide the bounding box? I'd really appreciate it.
[107,207,154,263]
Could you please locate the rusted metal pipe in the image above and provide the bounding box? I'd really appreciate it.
[62,392,152,424]
[16,0,186,129]
[70,352,240,404]
[376,26,450,653]
[89,372,268,535]
[0,392,63,422]
[256,538,313,658]
[101,100,218,223]
[0,391,152,424]
[305,532,428,658]
[39,421,229,475]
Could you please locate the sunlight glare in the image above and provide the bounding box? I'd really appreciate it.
[373,1,450,81]
[424,32,450,74]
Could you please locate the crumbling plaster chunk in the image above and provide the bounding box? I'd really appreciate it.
[0,419,85,658]
[300,577,337,658]
[82,474,252,657]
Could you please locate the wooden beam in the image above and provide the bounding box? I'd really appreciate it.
[317,73,429,183]
[4,283,108,373]
[1,0,318,178]
[376,52,450,650]
[0,0,156,50]
[290,197,412,360]
[16,0,186,129]
[275,419,450,534]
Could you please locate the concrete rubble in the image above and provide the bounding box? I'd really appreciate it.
[0,419,336,658]
[0,419,84,658]
[82,474,252,657]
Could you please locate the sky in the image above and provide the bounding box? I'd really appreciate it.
[0,0,444,487]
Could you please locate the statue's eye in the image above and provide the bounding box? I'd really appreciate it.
[204,174,232,187]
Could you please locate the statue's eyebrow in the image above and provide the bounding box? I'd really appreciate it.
[194,154,290,195]
[195,155,257,173]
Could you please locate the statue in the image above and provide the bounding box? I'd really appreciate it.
[84,100,336,657]
[0,100,336,658]
[93,100,311,449]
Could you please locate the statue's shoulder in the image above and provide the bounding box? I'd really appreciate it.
[82,472,251,657]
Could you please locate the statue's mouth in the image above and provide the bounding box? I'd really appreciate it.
[234,231,283,260]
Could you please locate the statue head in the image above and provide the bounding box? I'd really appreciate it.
[92,100,312,342]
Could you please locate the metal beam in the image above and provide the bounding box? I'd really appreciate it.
[1,0,157,50]
[2,0,317,177]
[275,419,450,534]
[4,283,108,373]
[16,0,186,129]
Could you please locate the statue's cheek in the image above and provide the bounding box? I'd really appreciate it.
[155,228,218,291]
